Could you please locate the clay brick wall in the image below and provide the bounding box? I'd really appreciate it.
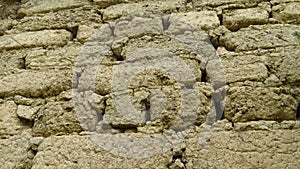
[0,0,299,168]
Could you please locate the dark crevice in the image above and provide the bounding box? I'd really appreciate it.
[208,33,220,49]
[95,9,102,17]
[110,125,138,132]
[66,26,79,41]
[265,64,272,77]
[112,51,124,61]
[265,64,271,72]
[269,2,273,19]
[269,11,273,19]
[172,154,182,161]
[108,24,115,37]
[217,13,223,25]
[17,56,26,69]
[110,39,126,61]
[22,56,26,69]
[31,149,38,155]
[201,69,208,82]
[296,103,300,119]
[64,106,73,112]
[169,149,187,169]
[19,118,34,128]
[94,9,104,22]
[110,44,125,61]
[231,121,235,127]
[142,97,151,122]
[16,12,26,19]
[98,99,107,121]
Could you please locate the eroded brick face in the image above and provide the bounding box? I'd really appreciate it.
[0,0,299,168]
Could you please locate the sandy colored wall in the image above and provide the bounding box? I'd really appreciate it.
[0,0,299,168]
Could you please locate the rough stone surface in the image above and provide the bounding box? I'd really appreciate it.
[102,0,185,21]
[0,101,30,137]
[185,126,300,169]
[93,0,127,8]
[32,135,173,169]
[0,70,72,98]
[16,105,40,121]
[267,46,300,84]
[193,0,268,8]
[222,55,268,83]
[0,30,72,51]
[0,49,25,73]
[18,0,90,16]
[225,85,298,122]
[0,130,34,169]
[272,2,300,24]
[33,101,82,137]
[0,0,299,168]
[15,7,102,32]
[220,24,300,51]
[171,11,220,30]
[223,7,269,31]
[25,44,80,69]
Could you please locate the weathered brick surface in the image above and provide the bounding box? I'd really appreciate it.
[0,30,72,51]
[0,70,72,98]
[18,0,90,16]
[0,0,299,168]
[223,7,269,31]
[220,24,300,51]
[272,2,300,24]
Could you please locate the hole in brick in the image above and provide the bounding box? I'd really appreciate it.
[265,64,271,72]
[111,125,138,132]
[32,149,38,155]
[172,154,183,161]
[112,52,124,61]
[19,118,34,128]
[67,26,79,41]
[201,69,207,82]
[217,13,223,25]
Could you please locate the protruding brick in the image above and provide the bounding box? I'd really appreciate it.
[18,0,90,16]
[0,30,72,51]
[223,8,269,31]
[272,2,300,24]
[220,24,300,51]
[0,70,72,98]
[171,11,220,30]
